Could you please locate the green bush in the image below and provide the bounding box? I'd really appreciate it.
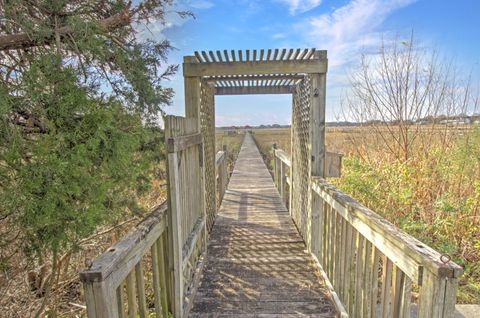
[333,128,480,303]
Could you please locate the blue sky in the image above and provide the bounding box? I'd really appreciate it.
[141,0,480,126]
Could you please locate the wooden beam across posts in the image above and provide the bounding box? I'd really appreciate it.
[206,74,305,82]
[183,58,327,77]
[214,85,293,95]
[309,50,327,257]
[166,133,202,153]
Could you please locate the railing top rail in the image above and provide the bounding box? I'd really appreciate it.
[274,148,291,166]
[311,177,463,280]
[215,150,226,166]
[80,202,168,284]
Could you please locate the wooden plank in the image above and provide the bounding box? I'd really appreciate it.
[363,240,373,318]
[214,85,293,95]
[135,263,148,318]
[166,132,202,153]
[184,59,328,77]
[380,257,393,318]
[343,222,353,313]
[157,234,170,317]
[370,248,381,318]
[354,235,365,317]
[150,241,163,318]
[274,149,291,167]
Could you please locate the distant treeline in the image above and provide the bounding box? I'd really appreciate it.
[216,114,480,130]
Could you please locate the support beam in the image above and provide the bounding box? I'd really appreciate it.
[184,56,202,132]
[214,86,293,95]
[184,59,327,77]
[206,74,305,82]
[309,50,328,257]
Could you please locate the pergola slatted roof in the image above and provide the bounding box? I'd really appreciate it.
[194,48,317,63]
[183,48,327,95]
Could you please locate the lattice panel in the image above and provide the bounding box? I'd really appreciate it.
[291,75,312,241]
[200,81,216,232]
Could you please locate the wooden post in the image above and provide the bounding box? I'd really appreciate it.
[165,118,184,318]
[418,270,459,318]
[222,145,228,199]
[184,56,201,132]
[272,143,278,188]
[83,279,119,318]
[279,162,285,202]
[309,50,327,256]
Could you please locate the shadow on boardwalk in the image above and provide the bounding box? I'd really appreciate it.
[190,134,337,317]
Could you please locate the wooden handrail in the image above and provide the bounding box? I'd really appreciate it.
[80,203,168,283]
[80,203,170,317]
[274,148,291,166]
[215,150,226,166]
[311,178,463,280]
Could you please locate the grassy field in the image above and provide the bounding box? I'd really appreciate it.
[252,126,480,303]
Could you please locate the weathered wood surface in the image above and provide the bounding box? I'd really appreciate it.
[190,134,337,317]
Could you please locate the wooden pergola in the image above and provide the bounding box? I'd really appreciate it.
[184,48,327,95]
[183,47,327,232]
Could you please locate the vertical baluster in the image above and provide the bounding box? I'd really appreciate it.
[324,201,330,271]
[331,205,337,280]
[343,223,353,313]
[158,233,170,317]
[339,216,346,300]
[370,248,381,318]
[363,240,373,318]
[280,162,285,200]
[354,235,365,317]
[116,282,125,318]
[126,271,137,318]
[328,204,335,278]
[380,257,393,318]
[151,241,163,318]
[135,263,148,318]
[348,229,359,314]
[399,274,412,318]
[334,213,342,290]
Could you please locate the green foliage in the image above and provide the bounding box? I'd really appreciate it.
[0,1,177,262]
[333,128,480,302]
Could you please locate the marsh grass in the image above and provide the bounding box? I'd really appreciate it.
[253,126,480,303]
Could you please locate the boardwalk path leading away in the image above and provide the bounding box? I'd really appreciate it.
[190,133,337,317]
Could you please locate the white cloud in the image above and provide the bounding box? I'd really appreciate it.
[306,0,417,68]
[272,32,287,39]
[278,0,322,15]
[186,0,215,9]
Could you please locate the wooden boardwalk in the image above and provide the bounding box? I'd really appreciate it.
[190,134,337,317]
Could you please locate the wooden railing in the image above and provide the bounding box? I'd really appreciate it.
[272,147,463,318]
[80,203,170,318]
[215,146,228,208]
[272,146,291,206]
[80,125,231,317]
